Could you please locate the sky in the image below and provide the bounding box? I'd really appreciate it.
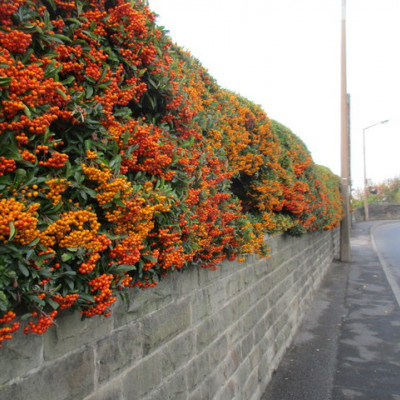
[147,0,400,191]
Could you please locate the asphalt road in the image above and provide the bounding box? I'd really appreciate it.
[261,221,400,400]
[372,222,400,306]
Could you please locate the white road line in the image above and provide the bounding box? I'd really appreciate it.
[370,222,400,309]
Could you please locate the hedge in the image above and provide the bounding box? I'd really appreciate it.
[0,0,343,347]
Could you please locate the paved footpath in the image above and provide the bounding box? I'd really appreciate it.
[261,221,400,400]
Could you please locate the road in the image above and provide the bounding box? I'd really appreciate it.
[372,222,400,308]
[261,221,400,400]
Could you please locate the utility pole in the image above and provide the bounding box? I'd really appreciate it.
[340,0,351,262]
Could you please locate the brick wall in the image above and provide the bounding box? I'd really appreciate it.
[0,228,339,400]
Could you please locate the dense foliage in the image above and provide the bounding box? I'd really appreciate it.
[0,0,343,347]
[352,177,400,207]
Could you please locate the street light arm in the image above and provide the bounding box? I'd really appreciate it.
[363,119,389,132]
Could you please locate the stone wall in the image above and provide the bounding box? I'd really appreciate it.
[353,203,400,222]
[0,228,339,400]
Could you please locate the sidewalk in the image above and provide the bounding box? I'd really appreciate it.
[261,221,400,400]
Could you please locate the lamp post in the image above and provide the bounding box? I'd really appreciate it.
[340,0,351,262]
[363,119,389,220]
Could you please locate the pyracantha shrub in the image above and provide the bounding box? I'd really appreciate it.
[0,0,343,347]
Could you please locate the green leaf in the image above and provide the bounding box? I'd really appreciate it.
[65,278,75,290]
[18,262,29,277]
[39,252,55,260]
[43,10,50,29]
[44,61,62,78]
[66,247,78,252]
[98,67,108,83]
[104,48,119,63]
[54,34,72,43]
[78,293,95,303]
[143,254,158,263]
[0,291,9,311]
[47,0,56,9]
[8,222,16,241]
[61,253,73,262]
[28,237,40,247]
[115,198,126,208]
[47,298,60,310]
[85,85,94,99]
[23,105,31,118]
[110,154,122,169]
[56,88,68,99]
[0,77,11,87]
[83,187,97,198]
[84,139,92,151]
[82,30,100,42]
[29,295,45,306]
[26,249,35,260]
[112,264,137,274]
[84,75,96,85]
[62,75,75,85]
[21,313,33,320]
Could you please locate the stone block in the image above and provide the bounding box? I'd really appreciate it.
[44,310,112,360]
[96,322,143,383]
[242,368,260,400]
[122,351,163,399]
[240,303,261,335]
[0,346,95,400]
[243,265,256,287]
[206,281,228,314]
[266,278,289,309]
[0,328,43,385]
[231,359,251,396]
[254,257,270,278]
[207,335,228,370]
[145,372,188,400]
[225,273,242,297]
[161,331,195,379]
[248,345,262,371]
[202,363,228,399]
[197,259,241,287]
[225,319,244,347]
[257,350,276,388]
[231,291,251,322]
[195,313,222,353]
[142,300,190,355]
[113,281,174,329]
[187,386,203,400]
[221,345,241,379]
[197,265,221,288]
[84,380,124,400]
[256,330,274,361]
[171,264,199,297]
[186,351,210,391]
[249,275,274,305]
[217,380,237,400]
[191,288,212,324]
[240,331,254,362]
[269,263,291,289]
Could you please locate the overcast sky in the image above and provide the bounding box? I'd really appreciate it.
[147,0,400,190]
